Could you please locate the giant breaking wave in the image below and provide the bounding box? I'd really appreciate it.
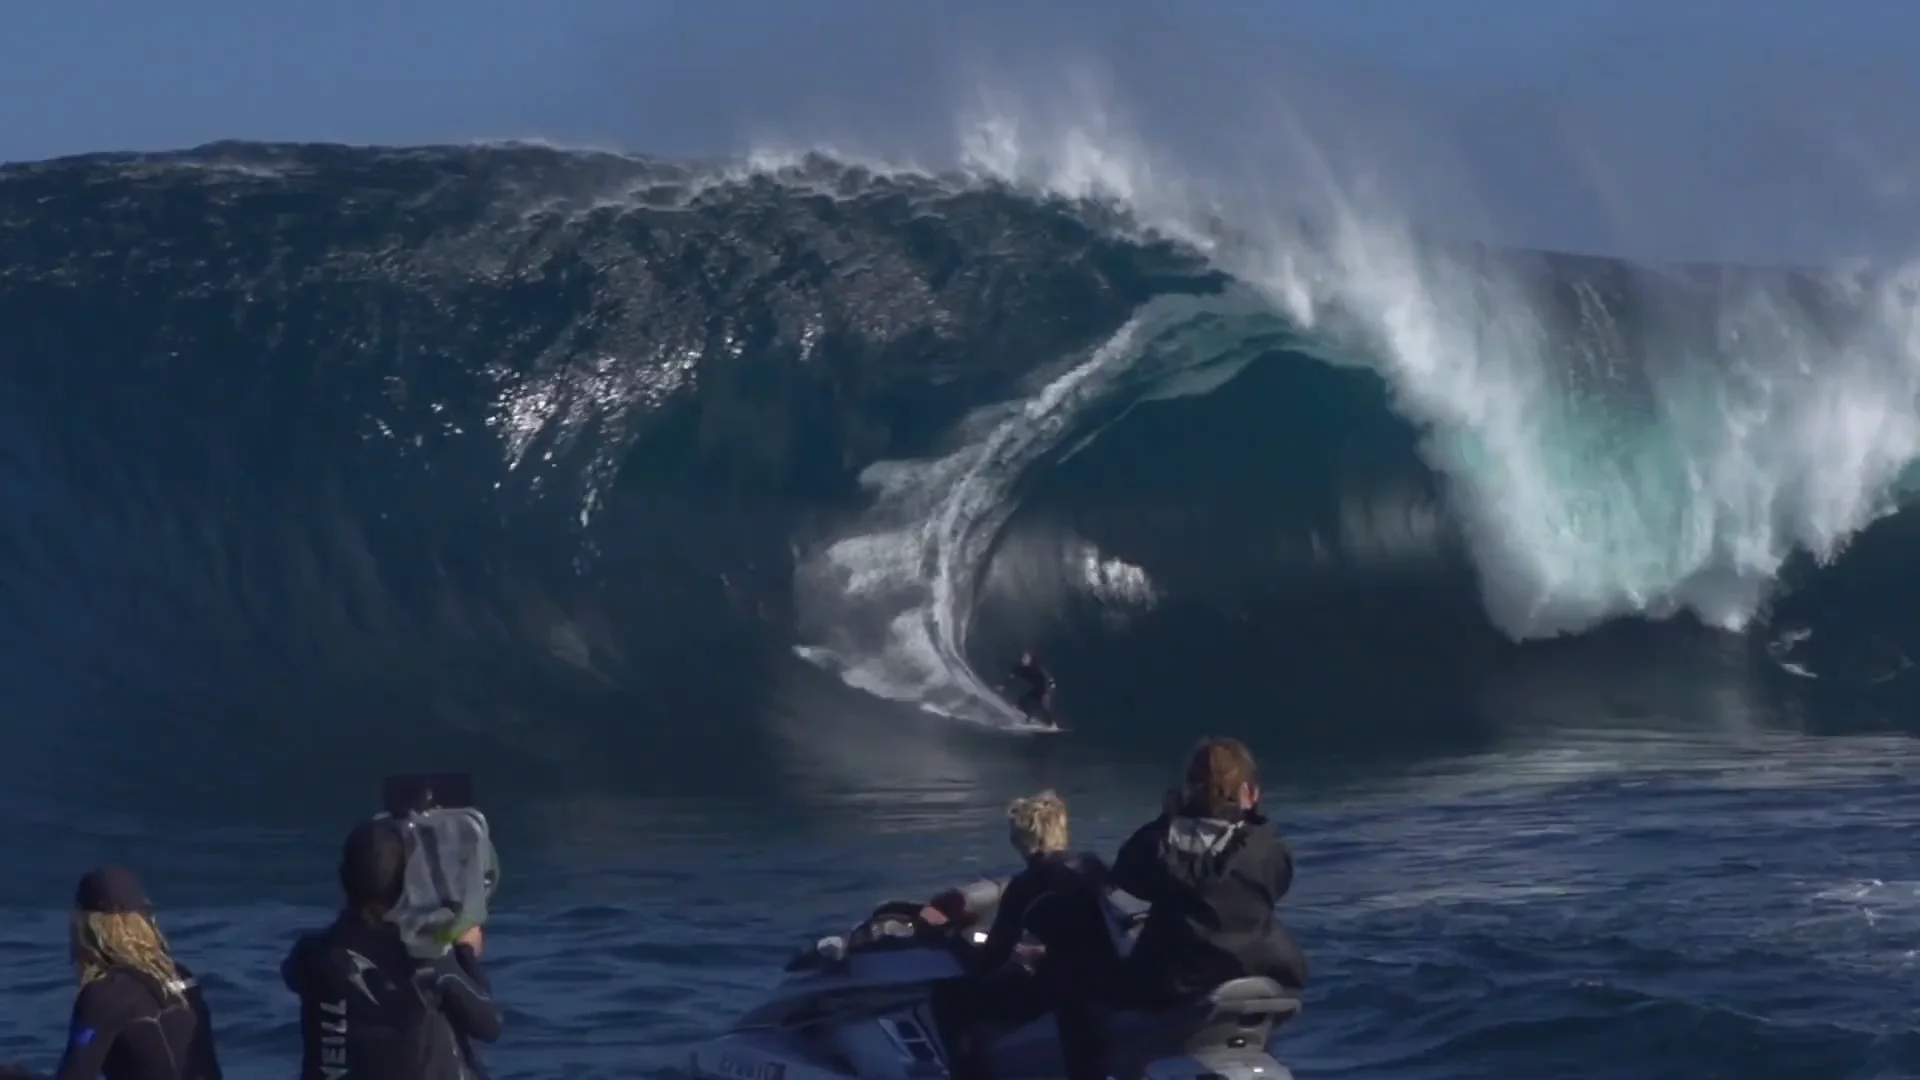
[4,140,1920,771]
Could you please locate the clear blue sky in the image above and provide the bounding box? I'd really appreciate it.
[3,0,1912,162]
[5,1,1920,258]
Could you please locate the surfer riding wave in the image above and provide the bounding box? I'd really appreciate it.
[1003,652,1060,728]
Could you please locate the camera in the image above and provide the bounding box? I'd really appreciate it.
[377,772,501,958]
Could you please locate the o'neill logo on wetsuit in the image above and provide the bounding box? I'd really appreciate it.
[344,950,381,1004]
[319,998,349,1080]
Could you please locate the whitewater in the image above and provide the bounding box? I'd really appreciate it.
[771,93,1920,725]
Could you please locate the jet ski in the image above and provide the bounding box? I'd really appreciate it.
[690,882,1302,1080]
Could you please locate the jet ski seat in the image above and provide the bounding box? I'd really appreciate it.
[1205,976,1299,1014]
[1104,976,1302,1066]
[1173,976,1302,1053]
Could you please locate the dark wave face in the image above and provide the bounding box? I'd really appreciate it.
[3,142,1920,799]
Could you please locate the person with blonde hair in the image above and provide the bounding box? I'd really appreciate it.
[0,866,222,1080]
[1005,789,1070,856]
[924,790,1119,1080]
[1112,736,1308,1001]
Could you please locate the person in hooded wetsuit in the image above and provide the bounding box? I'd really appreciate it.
[1005,652,1057,726]
[282,818,503,1080]
[0,866,223,1080]
[924,791,1119,1080]
[1111,737,1309,1002]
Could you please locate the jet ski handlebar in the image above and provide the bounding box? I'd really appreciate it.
[784,887,1009,974]
[922,877,1006,927]
[846,899,962,951]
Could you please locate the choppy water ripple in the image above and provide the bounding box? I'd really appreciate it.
[0,734,1912,1079]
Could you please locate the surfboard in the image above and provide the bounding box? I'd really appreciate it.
[995,684,1063,733]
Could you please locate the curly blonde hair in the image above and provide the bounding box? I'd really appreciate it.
[1007,790,1070,857]
[71,910,185,999]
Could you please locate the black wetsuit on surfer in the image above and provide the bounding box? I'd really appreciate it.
[1006,652,1058,726]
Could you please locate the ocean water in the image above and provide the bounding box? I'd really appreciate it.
[1,720,1915,1078]
[0,138,1917,1079]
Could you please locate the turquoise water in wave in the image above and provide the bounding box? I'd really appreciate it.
[0,716,1914,1080]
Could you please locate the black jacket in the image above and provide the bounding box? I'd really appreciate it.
[1110,809,1308,998]
[282,915,502,1080]
[971,851,1119,991]
[1010,662,1054,696]
[1,965,222,1080]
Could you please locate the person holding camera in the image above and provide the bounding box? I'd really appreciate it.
[281,818,503,1080]
[1109,736,1309,1002]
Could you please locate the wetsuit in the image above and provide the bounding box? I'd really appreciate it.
[1111,807,1309,1001]
[0,965,221,1080]
[931,852,1119,1080]
[1009,661,1056,724]
[282,914,502,1080]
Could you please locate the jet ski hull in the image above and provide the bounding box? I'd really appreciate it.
[693,896,1301,1080]
[693,1028,1296,1080]
[692,1032,851,1080]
